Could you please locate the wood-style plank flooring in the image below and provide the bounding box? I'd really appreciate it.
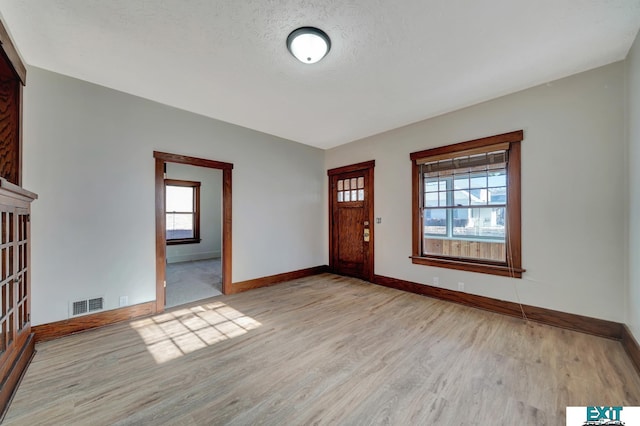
[5,274,640,425]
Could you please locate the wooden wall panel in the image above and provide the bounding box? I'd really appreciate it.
[425,238,505,262]
[0,77,19,185]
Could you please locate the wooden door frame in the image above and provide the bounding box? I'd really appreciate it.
[154,151,233,313]
[328,160,375,281]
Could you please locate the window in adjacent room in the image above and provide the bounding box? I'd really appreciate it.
[165,179,201,245]
[410,130,524,277]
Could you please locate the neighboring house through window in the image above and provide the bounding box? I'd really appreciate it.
[165,179,201,245]
[410,130,524,277]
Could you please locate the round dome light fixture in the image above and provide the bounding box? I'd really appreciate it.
[287,27,331,64]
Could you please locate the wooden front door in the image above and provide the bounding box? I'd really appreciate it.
[328,161,375,281]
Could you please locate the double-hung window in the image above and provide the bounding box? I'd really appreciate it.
[165,179,201,245]
[410,131,524,277]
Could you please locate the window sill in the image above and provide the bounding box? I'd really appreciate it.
[424,235,505,244]
[410,256,524,278]
[167,238,201,246]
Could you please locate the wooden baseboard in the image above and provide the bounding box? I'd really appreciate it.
[0,332,34,422]
[229,265,329,295]
[622,325,640,375]
[33,302,157,343]
[31,267,329,343]
[29,269,625,345]
[372,274,623,340]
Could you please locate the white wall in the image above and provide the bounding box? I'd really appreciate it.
[23,67,325,325]
[20,50,636,327]
[627,31,640,339]
[165,163,222,264]
[326,62,627,322]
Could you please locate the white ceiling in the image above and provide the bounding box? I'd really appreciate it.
[1,1,639,149]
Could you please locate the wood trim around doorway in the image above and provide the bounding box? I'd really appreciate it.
[154,151,233,313]
[327,160,375,281]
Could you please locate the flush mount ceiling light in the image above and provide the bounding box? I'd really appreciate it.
[286,27,331,64]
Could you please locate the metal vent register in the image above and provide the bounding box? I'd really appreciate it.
[70,297,104,317]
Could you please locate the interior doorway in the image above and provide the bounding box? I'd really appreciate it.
[164,163,223,308]
[154,151,233,313]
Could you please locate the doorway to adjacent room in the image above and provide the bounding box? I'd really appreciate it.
[154,151,233,313]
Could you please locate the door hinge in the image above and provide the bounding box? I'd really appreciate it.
[27,313,30,322]
[27,214,31,223]
[164,280,167,288]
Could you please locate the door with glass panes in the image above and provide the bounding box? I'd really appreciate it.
[328,162,374,281]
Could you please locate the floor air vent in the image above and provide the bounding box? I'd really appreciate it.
[88,297,103,311]
[70,297,104,317]
[72,300,88,316]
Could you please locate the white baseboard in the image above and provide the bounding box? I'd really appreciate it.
[167,251,221,264]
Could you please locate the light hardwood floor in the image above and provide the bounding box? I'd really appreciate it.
[5,274,640,425]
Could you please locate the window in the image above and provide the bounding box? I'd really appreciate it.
[165,179,201,245]
[410,131,524,277]
[336,176,365,202]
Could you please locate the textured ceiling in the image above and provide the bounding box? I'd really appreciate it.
[1,1,639,149]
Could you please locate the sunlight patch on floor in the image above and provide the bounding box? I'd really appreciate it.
[130,301,261,364]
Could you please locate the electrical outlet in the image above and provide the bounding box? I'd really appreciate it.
[119,296,128,307]
[458,282,465,292]
[433,276,439,285]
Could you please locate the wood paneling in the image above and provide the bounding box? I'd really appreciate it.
[425,238,505,261]
[0,332,32,422]
[0,178,35,419]
[337,207,364,263]
[0,76,20,185]
[0,19,30,419]
[373,274,623,339]
[0,18,26,187]
[228,265,328,295]
[32,302,157,343]
[0,179,36,203]
[5,274,640,424]
[0,21,26,85]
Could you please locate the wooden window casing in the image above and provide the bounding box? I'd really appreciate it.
[164,179,201,245]
[410,131,524,278]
